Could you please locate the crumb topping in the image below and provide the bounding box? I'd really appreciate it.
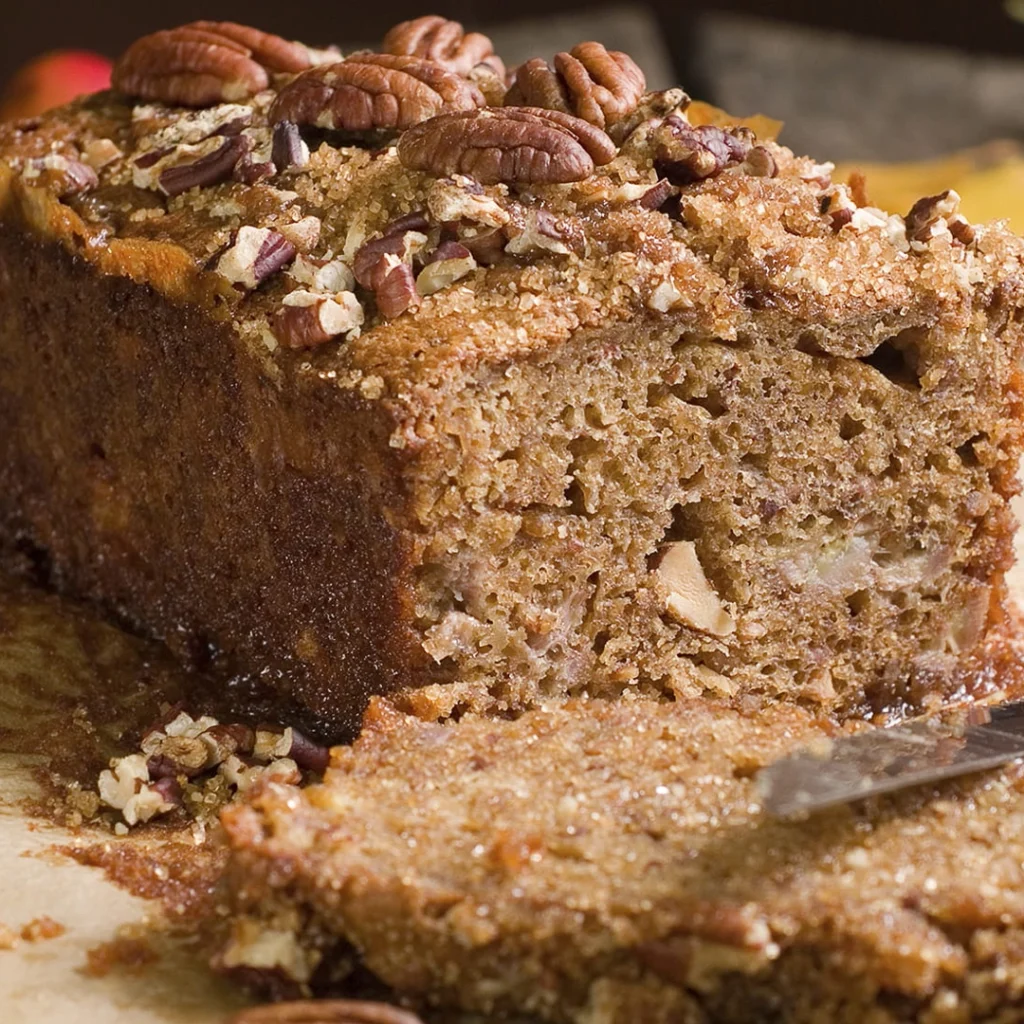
[2,16,1014,402]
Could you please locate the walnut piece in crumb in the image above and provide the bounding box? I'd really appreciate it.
[0,924,17,950]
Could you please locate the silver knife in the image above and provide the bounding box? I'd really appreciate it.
[756,700,1024,818]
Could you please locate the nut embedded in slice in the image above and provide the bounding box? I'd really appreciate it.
[271,121,310,172]
[656,541,735,637]
[82,138,123,170]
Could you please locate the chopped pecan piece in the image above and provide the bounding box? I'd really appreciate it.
[505,208,573,256]
[609,87,689,145]
[112,22,314,107]
[278,216,322,253]
[505,42,646,131]
[251,725,333,772]
[22,154,99,197]
[269,55,484,133]
[229,998,425,1024]
[639,178,678,210]
[742,145,777,178]
[82,138,123,170]
[271,121,310,172]
[273,291,364,349]
[819,186,857,232]
[353,226,428,288]
[905,189,975,247]
[382,15,504,78]
[374,259,420,319]
[215,226,296,289]
[158,135,248,196]
[426,175,509,228]
[398,107,615,185]
[290,253,355,293]
[416,244,477,295]
[652,117,751,186]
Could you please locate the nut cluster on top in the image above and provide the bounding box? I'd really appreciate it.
[9,15,980,351]
[110,16,655,186]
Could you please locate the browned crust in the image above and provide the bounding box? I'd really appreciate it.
[0,226,433,733]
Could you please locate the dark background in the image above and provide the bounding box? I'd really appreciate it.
[5,1,1024,83]
[5,1,1024,162]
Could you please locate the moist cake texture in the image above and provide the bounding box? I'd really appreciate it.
[1,18,1024,729]
[222,689,1024,1024]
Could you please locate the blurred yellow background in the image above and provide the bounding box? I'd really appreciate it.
[836,143,1024,234]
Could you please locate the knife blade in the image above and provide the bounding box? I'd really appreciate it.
[756,700,1024,818]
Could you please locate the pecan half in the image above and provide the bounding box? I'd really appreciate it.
[382,15,504,78]
[230,998,424,1024]
[652,117,751,186]
[398,107,615,185]
[505,42,645,130]
[269,55,483,133]
[188,21,314,73]
[112,22,314,107]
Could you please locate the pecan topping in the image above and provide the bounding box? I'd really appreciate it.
[271,121,310,172]
[741,144,777,179]
[158,135,248,196]
[230,998,424,1024]
[652,117,751,186]
[905,189,974,247]
[273,292,364,350]
[638,179,677,211]
[353,227,428,289]
[23,154,99,197]
[187,21,314,73]
[505,42,646,130]
[269,55,484,133]
[112,22,314,107]
[351,214,430,319]
[382,15,504,78]
[505,208,574,257]
[215,226,296,289]
[374,259,419,319]
[398,107,616,185]
[460,227,507,265]
[416,243,477,295]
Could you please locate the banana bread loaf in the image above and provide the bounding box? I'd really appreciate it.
[221,690,1024,1024]
[2,18,1023,731]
